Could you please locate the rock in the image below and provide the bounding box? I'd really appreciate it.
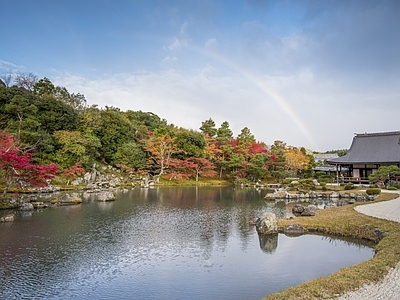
[255,212,278,235]
[0,214,15,222]
[292,204,317,216]
[292,204,305,214]
[341,193,349,199]
[313,179,320,186]
[355,194,366,202]
[330,191,340,198]
[71,177,84,185]
[53,194,83,205]
[301,205,317,216]
[97,191,115,202]
[264,193,277,200]
[39,185,61,193]
[284,223,305,235]
[20,202,34,211]
[31,201,48,209]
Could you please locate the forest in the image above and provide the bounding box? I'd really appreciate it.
[0,73,338,192]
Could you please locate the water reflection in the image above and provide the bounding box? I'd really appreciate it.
[258,233,279,253]
[0,187,374,300]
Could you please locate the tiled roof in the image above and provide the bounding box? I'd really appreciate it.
[328,131,400,164]
[313,154,339,162]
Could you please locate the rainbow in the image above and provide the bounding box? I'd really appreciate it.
[198,46,319,150]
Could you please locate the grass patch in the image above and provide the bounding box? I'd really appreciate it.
[156,178,230,186]
[264,193,400,299]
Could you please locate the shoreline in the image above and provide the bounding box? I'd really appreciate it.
[336,191,400,300]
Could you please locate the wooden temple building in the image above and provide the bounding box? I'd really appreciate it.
[327,131,400,183]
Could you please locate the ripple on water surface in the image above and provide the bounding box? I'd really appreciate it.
[0,187,374,299]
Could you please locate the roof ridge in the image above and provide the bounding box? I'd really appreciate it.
[356,131,400,137]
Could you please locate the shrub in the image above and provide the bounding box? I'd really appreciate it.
[282,179,291,185]
[366,188,381,195]
[344,183,355,190]
[387,186,398,190]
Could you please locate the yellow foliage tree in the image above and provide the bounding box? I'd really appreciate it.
[145,135,177,178]
[284,147,310,177]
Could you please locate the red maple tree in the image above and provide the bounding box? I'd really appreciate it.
[0,132,58,195]
[62,162,86,185]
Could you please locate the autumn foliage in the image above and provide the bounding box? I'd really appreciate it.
[0,132,58,195]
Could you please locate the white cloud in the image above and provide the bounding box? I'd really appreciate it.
[53,62,400,152]
[205,38,218,50]
[0,60,26,71]
[166,37,184,51]
[161,56,178,65]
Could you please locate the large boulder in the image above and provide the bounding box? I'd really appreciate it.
[284,223,305,236]
[330,191,340,199]
[256,212,278,235]
[20,202,34,211]
[52,194,82,205]
[292,204,317,216]
[97,191,115,202]
[292,204,305,215]
[0,214,15,222]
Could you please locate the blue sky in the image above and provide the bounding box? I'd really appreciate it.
[1,0,399,151]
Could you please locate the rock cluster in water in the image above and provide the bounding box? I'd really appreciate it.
[264,189,372,202]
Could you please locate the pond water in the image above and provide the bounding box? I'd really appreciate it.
[0,187,374,300]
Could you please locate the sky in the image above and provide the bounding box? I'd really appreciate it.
[1,0,399,152]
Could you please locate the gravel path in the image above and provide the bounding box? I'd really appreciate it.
[336,190,400,300]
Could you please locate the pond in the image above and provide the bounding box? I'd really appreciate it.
[0,187,374,300]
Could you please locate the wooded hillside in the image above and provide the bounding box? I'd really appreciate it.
[0,74,319,186]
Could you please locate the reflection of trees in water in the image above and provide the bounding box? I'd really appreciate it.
[320,234,375,248]
[116,187,292,256]
[258,234,278,253]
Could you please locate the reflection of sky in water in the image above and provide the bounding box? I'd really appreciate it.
[0,187,374,300]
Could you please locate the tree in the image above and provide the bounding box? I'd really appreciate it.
[145,134,178,178]
[0,131,58,195]
[174,129,206,159]
[52,130,101,169]
[14,72,38,91]
[214,121,233,178]
[216,121,233,142]
[0,71,13,87]
[199,118,217,138]
[164,158,196,181]
[34,78,87,111]
[325,149,348,157]
[237,127,256,158]
[5,95,39,140]
[247,154,270,181]
[114,141,146,170]
[36,95,78,133]
[62,162,86,185]
[95,108,135,163]
[284,147,310,177]
[187,157,217,182]
[269,141,287,181]
[124,110,167,132]
[369,165,400,186]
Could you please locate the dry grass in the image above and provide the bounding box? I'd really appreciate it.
[263,193,400,300]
